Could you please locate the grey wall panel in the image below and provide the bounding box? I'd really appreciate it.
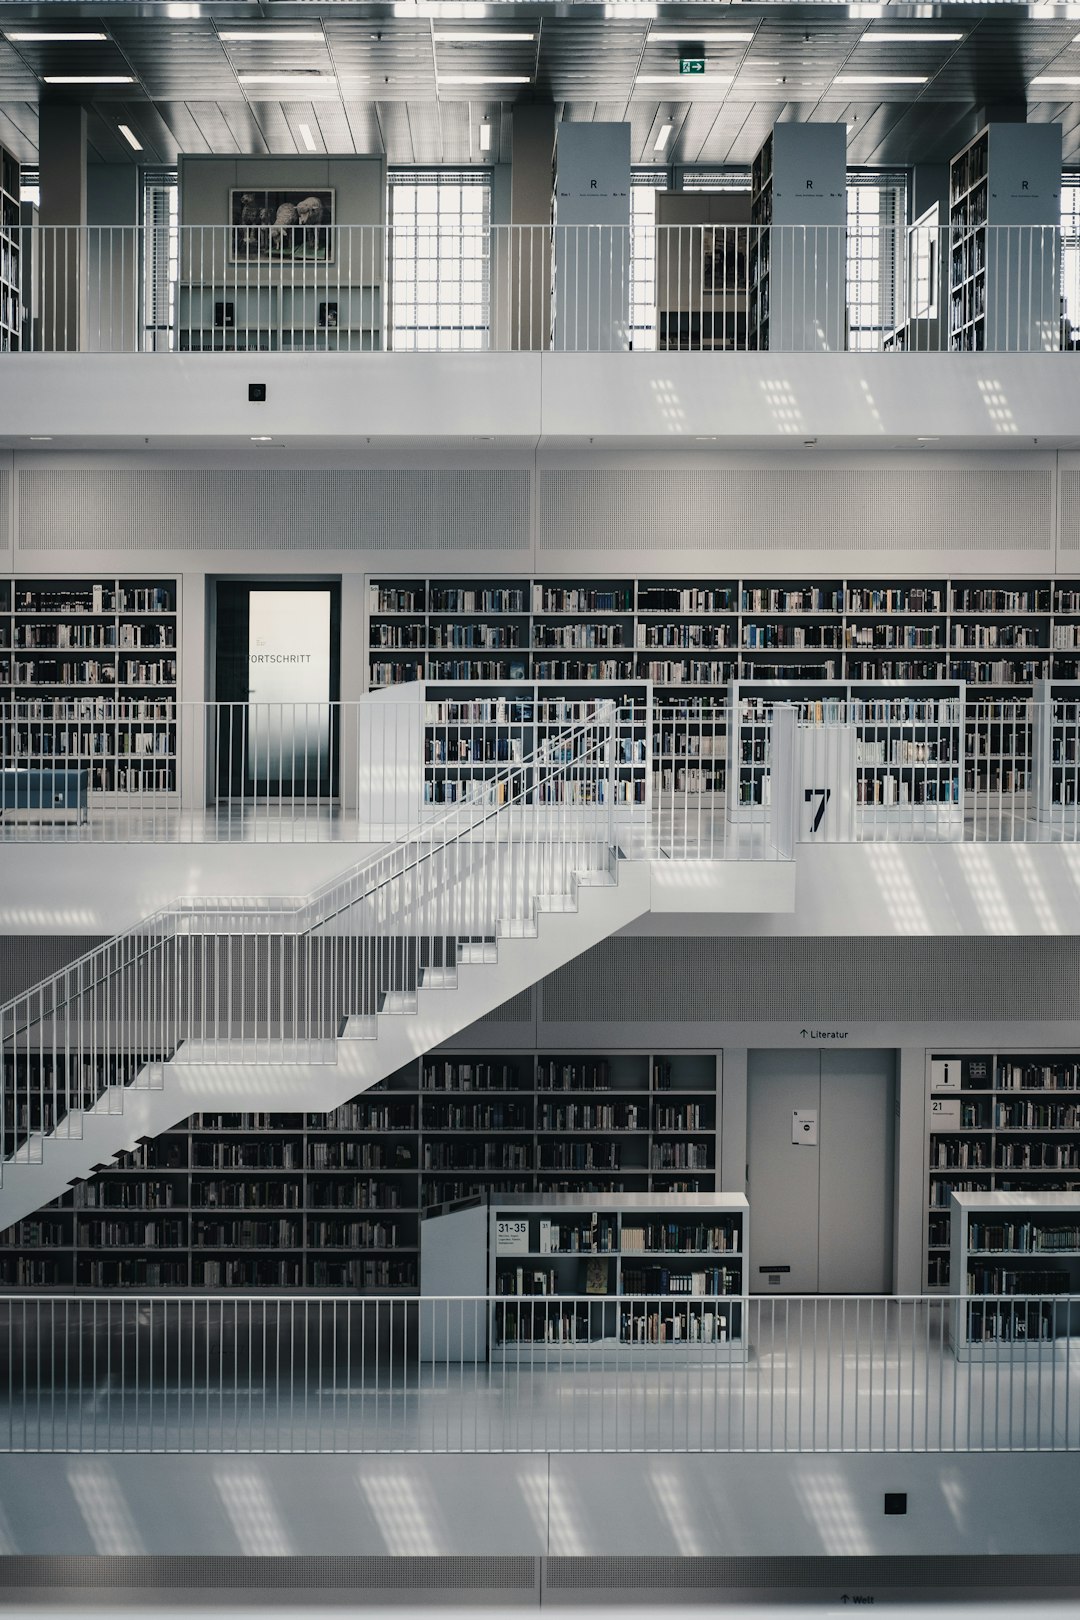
[1061,470,1080,550]
[0,936,106,1003]
[0,468,9,557]
[478,987,534,1024]
[540,935,1080,1023]
[537,467,1053,554]
[15,469,529,554]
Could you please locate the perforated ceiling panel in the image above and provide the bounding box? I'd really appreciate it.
[540,936,1080,1024]
[0,469,9,555]
[16,468,529,554]
[537,467,1053,555]
[1060,471,1080,551]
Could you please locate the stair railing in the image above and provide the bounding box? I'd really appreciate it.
[0,702,619,1180]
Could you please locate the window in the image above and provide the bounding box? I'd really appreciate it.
[846,170,909,351]
[389,169,491,351]
[142,167,178,352]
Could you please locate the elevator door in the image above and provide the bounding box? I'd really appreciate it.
[747,1047,895,1294]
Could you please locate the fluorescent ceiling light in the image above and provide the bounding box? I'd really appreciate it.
[118,123,143,151]
[833,73,928,84]
[28,436,53,442]
[218,30,326,42]
[653,121,673,151]
[43,75,134,84]
[437,72,530,83]
[605,2,657,17]
[166,3,201,15]
[297,121,318,151]
[5,30,109,41]
[478,119,492,151]
[434,30,535,40]
[648,30,754,41]
[865,31,964,40]
[251,435,273,443]
[238,71,336,84]
[1031,74,1080,85]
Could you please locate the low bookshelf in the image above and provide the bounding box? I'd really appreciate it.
[949,1190,1080,1360]
[421,1191,748,1361]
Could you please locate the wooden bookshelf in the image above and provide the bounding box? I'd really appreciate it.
[927,1052,1080,1289]
[0,1049,720,1292]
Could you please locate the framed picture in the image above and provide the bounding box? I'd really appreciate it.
[319,301,339,330]
[230,188,335,264]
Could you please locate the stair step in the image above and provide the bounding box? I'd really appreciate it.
[456,940,498,964]
[573,869,618,888]
[380,991,418,1015]
[419,967,458,989]
[536,893,577,913]
[497,918,539,939]
[339,1014,378,1041]
[169,1037,338,1064]
[50,1113,84,1140]
[88,1086,126,1117]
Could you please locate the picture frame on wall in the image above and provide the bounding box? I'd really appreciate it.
[230,189,335,264]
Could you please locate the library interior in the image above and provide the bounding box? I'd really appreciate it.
[7,0,1080,1611]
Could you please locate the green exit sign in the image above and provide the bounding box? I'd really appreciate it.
[679,57,706,75]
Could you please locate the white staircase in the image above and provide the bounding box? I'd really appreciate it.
[0,707,652,1230]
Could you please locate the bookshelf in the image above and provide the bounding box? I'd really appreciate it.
[927,1052,1080,1290]
[1031,678,1080,819]
[0,142,19,352]
[487,1193,747,1359]
[748,123,846,352]
[0,577,180,797]
[0,1049,720,1291]
[949,1191,1080,1359]
[948,123,1062,353]
[369,573,1080,813]
[654,192,750,352]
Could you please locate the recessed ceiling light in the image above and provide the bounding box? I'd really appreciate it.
[437,73,530,83]
[636,73,731,85]
[478,118,492,151]
[250,435,273,443]
[833,74,929,84]
[434,30,535,40]
[118,123,143,151]
[166,3,201,15]
[648,30,754,42]
[5,30,109,41]
[653,121,674,151]
[218,30,326,42]
[297,121,318,151]
[695,435,717,441]
[864,32,964,42]
[1031,74,1080,86]
[395,2,488,15]
[238,71,336,84]
[917,436,940,443]
[28,436,53,442]
[43,75,134,84]
[605,2,658,16]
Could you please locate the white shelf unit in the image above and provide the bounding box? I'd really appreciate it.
[0,142,19,352]
[177,282,381,352]
[948,123,1062,353]
[489,1193,747,1360]
[727,678,965,834]
[1031,677,1080,819]
[926,1051,1080,1290]
[0,576,180,796]
[748,122,846,352]
[949,1191,1080,1360]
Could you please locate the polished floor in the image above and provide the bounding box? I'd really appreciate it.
[3,1301,1079,1455]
